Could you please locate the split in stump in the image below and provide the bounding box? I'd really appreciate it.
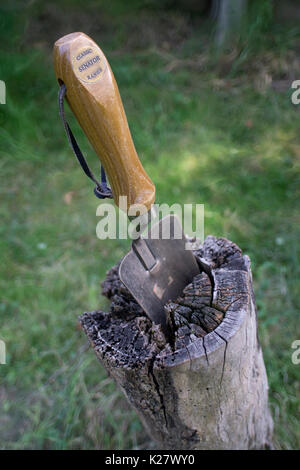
[80,236,273,450]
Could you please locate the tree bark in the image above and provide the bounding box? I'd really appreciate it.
[214,0,248,48]
[80,236,273,450]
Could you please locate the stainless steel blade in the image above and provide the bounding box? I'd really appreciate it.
[119,214,200,329]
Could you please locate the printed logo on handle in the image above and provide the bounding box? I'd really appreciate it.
[72,45,105,83]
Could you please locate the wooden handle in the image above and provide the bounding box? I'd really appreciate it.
[53,32,155,213]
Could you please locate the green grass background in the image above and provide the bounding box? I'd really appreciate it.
[0,0,299,449]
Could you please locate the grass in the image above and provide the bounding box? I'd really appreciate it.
[0,0,299,449]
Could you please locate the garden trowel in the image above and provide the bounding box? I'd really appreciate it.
[54,32,199,331]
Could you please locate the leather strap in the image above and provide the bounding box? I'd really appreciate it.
[58,83,113,200]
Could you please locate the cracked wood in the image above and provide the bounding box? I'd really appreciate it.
[80,236,273,450]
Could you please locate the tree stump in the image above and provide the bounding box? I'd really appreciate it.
[80,236,273,450]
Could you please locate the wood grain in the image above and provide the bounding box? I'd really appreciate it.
[53,32,155,213]
[80,236,273,449]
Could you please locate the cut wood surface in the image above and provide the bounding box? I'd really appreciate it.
[80,236,273,450]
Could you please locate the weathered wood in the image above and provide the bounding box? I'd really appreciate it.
[80,236,273,450]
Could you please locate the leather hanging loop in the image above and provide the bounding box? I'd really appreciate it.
[58,83,113,200]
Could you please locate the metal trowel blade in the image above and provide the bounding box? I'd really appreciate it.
[119,214,200,329]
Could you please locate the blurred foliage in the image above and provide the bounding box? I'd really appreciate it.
[248,0,274,34]
[0,0,299,450]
